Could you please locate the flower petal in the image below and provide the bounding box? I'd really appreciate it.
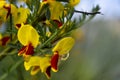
[1,36,10,46]
[45,66,51,79]
[31,66,40,75]
[51,52,59,72]
[24,56,41,70]
[39,57,51,73]
[17,24,39,47]
[0,1,6,8]
[69,0,80,6]
[49,1,64,20]
[13,7,30,28]
[0,1,9,23]
[11,4,17,14]
[0,34,2,39]
[25,43,34,55]
[23,54,31,62]
[18,46,26,56]
[52,37,75,55]
[53,20,62,28]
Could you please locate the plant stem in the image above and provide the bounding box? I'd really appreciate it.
[39,30,58,49]
[0,47,10,60]
[10,13,13,41]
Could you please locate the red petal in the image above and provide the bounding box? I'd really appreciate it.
[18,43,34,56]
[3,4,11,19]
[18,46,27,55]
[1,36,10,46]
[26,43,34,55]
[16,24,21,28]
[45,66,51,79]
[53,20,62,28]
[51,52,59,72]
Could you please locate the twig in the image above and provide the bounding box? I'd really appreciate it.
[74,10,103,15]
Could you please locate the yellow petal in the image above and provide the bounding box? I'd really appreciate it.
[11,4,17,15]
[69,0,80,6]
[52,37,75,55]
[0,1,9,22]
[23,54,31,62]
[31,66,40,75]
[24,62,31,71]
[17,24,39,47]
[0,1,6,8]
[13,7,30,27]
[0,34,2,40]
[49,1,64,20]
[24,56,41,70]
[0,34,2,45]
[24,56,51,76]
[39,57,51,73]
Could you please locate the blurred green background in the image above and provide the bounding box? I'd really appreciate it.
[52,19,120,80]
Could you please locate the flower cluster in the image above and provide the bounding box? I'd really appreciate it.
[0,0,100,79]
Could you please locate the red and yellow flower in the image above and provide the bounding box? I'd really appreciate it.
[42,0,64,28]
[24,56,51,79]
[0,1,10,25]
[17,24,39,61]
[0,1,24,27]
[51,37,75,72]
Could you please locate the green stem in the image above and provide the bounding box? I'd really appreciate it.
[7,49,17,55]
[0,47,10,60]
[0,59,23,80]
[39,30,58,49]
[31,4,47,27]
[10,13,13,41]
[35,30,59,54]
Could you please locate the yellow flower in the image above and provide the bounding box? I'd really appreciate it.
[24,56,51,79]
[49,1,64,20]
[42,0,64,20]
[69,0,80,6]
[12,7,30,28]
[17,24,39,60]
[42,0,64,28]
[0,1,10,25]
[0,2,18,26]
[51,37,75,72]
